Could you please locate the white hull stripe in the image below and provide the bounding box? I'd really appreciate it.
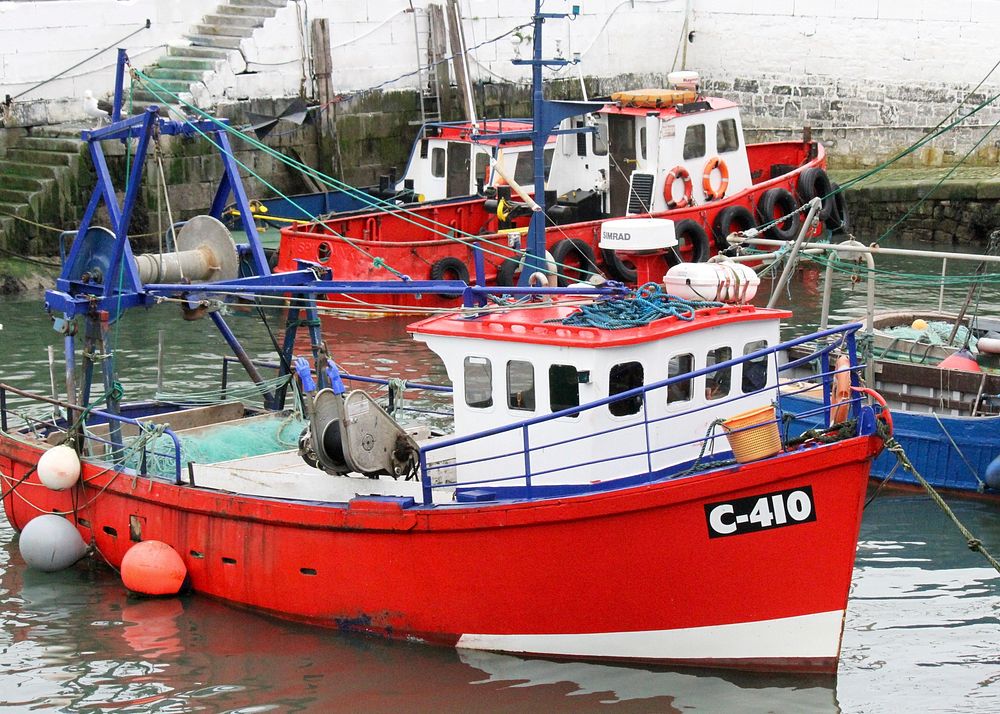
[456,610,846,661]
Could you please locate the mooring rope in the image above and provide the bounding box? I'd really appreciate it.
[877,422,1000,573]
[559,282,723,329]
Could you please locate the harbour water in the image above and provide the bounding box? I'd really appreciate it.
[2,243,1000,712]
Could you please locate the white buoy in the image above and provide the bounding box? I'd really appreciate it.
[37,444,81,490]
[18,514,88,572]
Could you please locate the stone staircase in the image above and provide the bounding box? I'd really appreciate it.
[134,0,290,108]
[0,0,289,252]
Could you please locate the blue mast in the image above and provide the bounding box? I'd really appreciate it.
[510,1,603,284]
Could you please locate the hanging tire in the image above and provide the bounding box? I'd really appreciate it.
[550,238,600,286]
[496,257,520,286]
[496,252,558,287]
[826,181,850,232]
[712,205,756,251]
[796,167,834,222]
[601,248,637,283]
[669,219,711,266]
[429,256,469,298]
[756,188,802,241]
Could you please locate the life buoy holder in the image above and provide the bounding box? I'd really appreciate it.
[830,354,853,424]
[703,156,729,201]
[663,165,693,209]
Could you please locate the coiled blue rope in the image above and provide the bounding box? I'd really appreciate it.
[560,283,723,330]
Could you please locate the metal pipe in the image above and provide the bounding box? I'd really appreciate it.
[766,197,821,308]
[208,311,271,397]
[156,330,165,393]
[135,247,217,283]
[47,346,60,422]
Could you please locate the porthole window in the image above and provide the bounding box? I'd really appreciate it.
[609,361,644,416]
[464,356,493,408]
[667,353,694,404]
[507,360,535,411]
[431,147,446,178]
[705,347,732,401]
[683,124,706,160]
[549,364,580,417]
[742,340,769,393]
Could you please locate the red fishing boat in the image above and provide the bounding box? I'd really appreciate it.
[276,76,846,310]
[1,265,884,671]
[0,8,885,673]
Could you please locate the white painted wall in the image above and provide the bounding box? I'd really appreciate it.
[2,0,999,127]
[0,1,207,122]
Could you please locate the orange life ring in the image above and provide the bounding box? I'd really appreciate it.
[830,354,852,423]
[663,165,693,209]
[703,156,729,201]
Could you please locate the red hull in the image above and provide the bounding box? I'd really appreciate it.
[1,433,879,672]
[276,141,826,311]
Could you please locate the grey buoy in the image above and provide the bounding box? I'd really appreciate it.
[18,514,88,572]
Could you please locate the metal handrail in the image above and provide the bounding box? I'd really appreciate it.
[419,323,864,502]
[0,383,183,484]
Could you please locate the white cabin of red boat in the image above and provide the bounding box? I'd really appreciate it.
[394,120,554,201]
[546,85,758,219]
[409,302,791,491]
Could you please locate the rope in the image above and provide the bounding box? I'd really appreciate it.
[559,282,722,329]
[877,422,1000,573]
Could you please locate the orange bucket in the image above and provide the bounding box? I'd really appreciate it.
[721,404,782,463]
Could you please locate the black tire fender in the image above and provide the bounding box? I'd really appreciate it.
[756,188,803,241]
[429,256,470,298]
[550,238,600,286]
[826,181,850,232]
[670,219,711,266]
[796,167,834,222]
[712,205,756,251]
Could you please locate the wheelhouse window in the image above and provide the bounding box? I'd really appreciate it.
[683,124,706,160]
[742,340,769,393]
[593,119,609,156]
[576,119,588,156]
[717,118,740,153]
[474,152,490,185]
[464,356,493,408]
[705,347,732,401]
[609,361,644,416]
[431,147,446,178]
[507,360,535,411]
[514,152,534,184]
[639,126,647,161]
[549,364,580,417]
[510,149,555,184]
[667,353,694,404]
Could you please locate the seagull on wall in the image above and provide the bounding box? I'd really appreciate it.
[83,90,112,126]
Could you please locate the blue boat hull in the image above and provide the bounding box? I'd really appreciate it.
[780,393,1000,496]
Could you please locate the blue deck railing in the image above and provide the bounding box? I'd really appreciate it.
[418,323,865,504]
[0,383,184,484]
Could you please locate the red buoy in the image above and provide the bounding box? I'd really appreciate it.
[938,347,981,373]
[121,540,187,596]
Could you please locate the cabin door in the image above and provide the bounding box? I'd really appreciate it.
[608,114,637,216]
[447,141,472,196]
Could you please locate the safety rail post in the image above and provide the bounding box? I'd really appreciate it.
[846,331,861,420]
[820,350,833,427]
[642,394,653,474]
[419,450,432,504]
[0,387,6,432]
[522,424,532,497]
